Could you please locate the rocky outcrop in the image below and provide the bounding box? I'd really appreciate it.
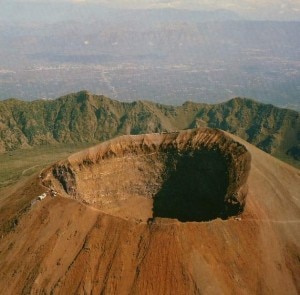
[52,165,77,196]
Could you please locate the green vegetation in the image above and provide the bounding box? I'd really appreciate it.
[0,91,299,169]
[273,151,300,170]
[0,143,94,189]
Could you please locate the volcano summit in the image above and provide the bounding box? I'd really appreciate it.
[0,128,299,294]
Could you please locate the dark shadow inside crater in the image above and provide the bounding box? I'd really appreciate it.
[152,149,230,222]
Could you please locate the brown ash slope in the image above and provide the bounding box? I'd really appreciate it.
[0,128,299,294]
[0,91,299,167]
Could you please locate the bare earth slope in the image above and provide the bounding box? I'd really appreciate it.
[0,128,299,295]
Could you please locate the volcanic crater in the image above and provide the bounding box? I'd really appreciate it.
[43,128,251,222]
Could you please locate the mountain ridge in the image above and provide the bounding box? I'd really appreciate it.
[0,91,299,167]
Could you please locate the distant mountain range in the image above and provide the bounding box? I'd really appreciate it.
[0,91,299,167]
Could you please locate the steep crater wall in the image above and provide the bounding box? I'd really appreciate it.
[43,128,251,222]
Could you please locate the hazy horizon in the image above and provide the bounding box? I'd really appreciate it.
[1,0,300,21]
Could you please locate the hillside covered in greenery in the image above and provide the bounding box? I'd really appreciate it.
[0,91,299,167]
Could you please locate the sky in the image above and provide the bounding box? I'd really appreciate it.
[1,0,300,20]
[79,0,300,11]
[8,0,300,10]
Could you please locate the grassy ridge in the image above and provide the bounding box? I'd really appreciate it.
[0,91,299,168]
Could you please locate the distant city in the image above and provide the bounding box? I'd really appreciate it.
[0,4,299,110]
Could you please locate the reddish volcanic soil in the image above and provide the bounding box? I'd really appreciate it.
[0,128,299,295]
